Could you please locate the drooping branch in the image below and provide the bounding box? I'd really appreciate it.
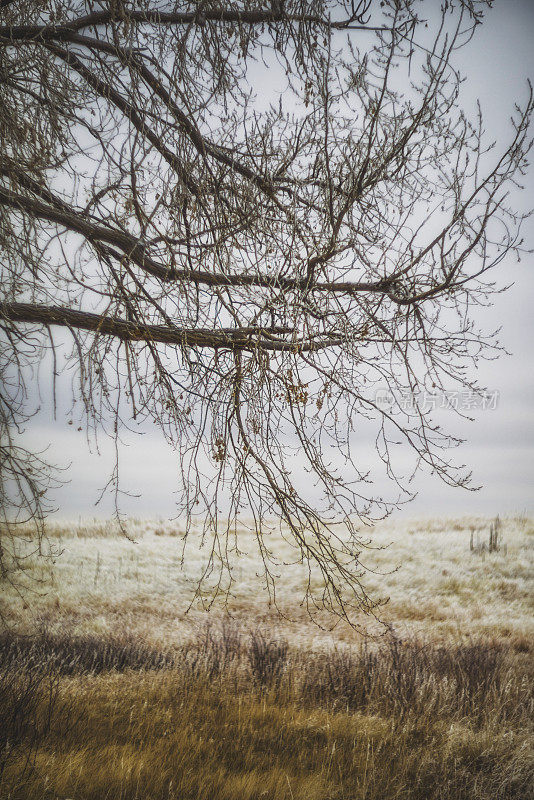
[1,0,530,626]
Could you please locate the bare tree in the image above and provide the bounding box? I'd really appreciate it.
[0,0,531,625]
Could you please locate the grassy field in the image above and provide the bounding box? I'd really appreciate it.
[0,514,533,799]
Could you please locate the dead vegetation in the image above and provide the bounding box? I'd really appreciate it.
[0,625,532,799]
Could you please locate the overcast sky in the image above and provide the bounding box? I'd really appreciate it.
[20,0,534,520]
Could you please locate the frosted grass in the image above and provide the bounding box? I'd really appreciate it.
[2,514,532,649]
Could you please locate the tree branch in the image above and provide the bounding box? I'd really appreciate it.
[0,184,396,298]
[0,6,382,43]
[0,302,343,352]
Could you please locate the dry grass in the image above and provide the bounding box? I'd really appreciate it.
[0,625,532,800]
[0,514,533,798]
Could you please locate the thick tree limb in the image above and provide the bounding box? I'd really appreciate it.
[0,302,343,352]
[0,6,378,43]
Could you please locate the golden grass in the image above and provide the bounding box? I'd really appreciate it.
[0,669,531,799]
[1,628,533,800]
